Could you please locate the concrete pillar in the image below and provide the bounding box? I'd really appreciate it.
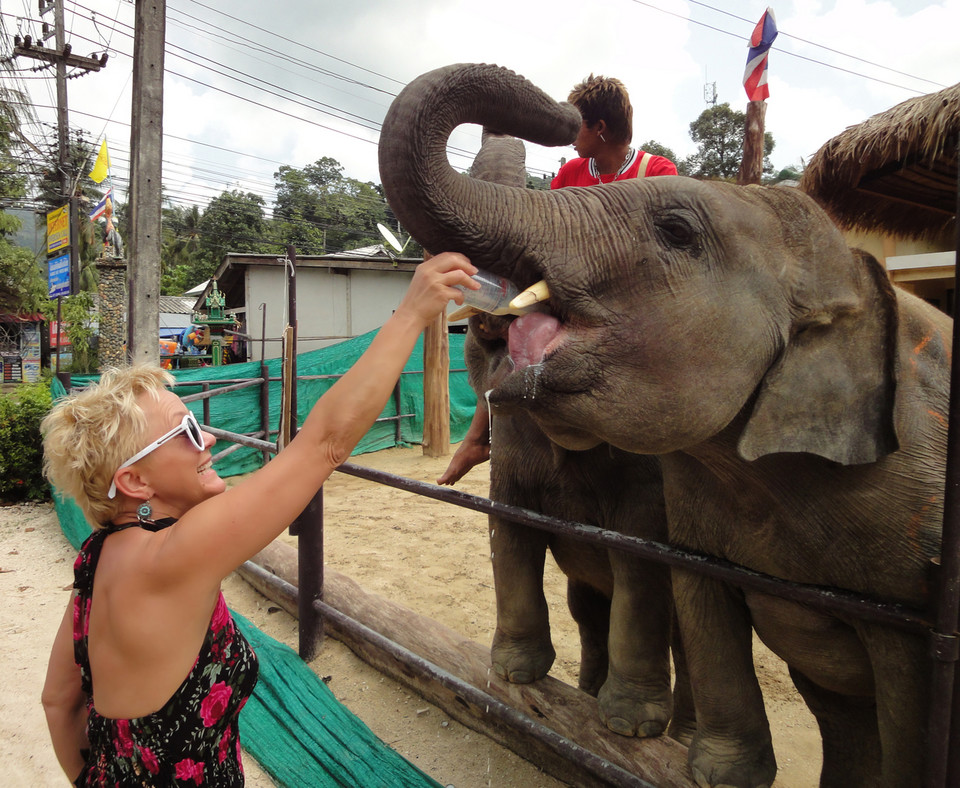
[96,258,128,369]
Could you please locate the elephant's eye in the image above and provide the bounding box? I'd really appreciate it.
[654,211,699,250]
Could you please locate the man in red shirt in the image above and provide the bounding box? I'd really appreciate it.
[551,74,677,188]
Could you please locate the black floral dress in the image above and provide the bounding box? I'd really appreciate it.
[73,519,259,787]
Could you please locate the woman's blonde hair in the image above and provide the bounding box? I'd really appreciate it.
[42,365,174,528]
[568,74,633,146]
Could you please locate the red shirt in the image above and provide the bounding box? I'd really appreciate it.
[551,149,677,189]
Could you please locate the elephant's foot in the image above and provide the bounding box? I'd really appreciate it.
[491,629,555,684]
[687,733,776,788]
[597,672,673,738]
[666,708,697,747]
[576,645,608,697]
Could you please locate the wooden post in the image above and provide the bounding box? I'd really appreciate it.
[420,251,450,457]
[127,0,165,365]
[737,100,767,186]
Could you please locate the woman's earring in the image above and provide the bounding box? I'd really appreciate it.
[137,500,153,522]
[599,133,606,142]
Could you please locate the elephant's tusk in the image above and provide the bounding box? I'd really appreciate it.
[510,280,550,310]
[448,304,482,321]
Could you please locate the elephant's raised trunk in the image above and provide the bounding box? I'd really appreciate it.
[378,64,580,271]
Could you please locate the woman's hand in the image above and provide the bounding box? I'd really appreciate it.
[395,252,478,326]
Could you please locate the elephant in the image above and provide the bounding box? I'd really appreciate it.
[450,129,694,740]
[378,63,952,787]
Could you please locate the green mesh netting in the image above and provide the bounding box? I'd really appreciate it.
[65,328,476,479]
[52,494,443,788]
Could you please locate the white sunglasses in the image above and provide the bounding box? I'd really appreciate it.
[108,412,205,499]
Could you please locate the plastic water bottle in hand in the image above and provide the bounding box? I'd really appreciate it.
[454,269,524,316]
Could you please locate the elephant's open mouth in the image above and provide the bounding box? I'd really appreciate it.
[507,312,565,370]
[474,311,599,408]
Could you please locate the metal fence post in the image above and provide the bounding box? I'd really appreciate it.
[296,488,324,661]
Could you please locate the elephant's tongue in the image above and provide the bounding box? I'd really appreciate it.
[508,312,562,370]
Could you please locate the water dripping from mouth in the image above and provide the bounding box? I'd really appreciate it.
[523,363,545,401]
[484,389,494,440]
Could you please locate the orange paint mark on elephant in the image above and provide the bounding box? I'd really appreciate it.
[928,409,948,429]
[905,495,938,552]
[914,334,932,355]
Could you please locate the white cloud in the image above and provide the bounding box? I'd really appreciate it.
[11,0,955,209]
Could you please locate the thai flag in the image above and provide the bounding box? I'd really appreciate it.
[89,188,112,221]
[743,8,778,102]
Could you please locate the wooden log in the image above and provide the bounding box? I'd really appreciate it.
[240,541,695,788]
[420,251,451,458]
[737,100,767,186]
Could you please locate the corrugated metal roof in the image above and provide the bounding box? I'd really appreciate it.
[159,296,196,315]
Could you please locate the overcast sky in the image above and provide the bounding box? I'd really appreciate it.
[5,0,957,223]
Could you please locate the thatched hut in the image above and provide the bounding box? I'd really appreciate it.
[801,83,958,313]
[800,82,958,243]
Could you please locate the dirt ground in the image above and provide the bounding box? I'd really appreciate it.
[0,445,822,787]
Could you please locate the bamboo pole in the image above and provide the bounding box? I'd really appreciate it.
[420,251,451,457]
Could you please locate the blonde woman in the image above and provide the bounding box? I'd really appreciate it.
[42,253,476,786]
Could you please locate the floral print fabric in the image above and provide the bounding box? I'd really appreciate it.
[73,522,259,786]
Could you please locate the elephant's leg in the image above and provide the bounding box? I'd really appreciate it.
[667,614,697,746]
[597,552,674,738]
[566,579,610,695]
[674,568,777,788]
[787,667,879,788]
[489,513,555,683]
[859,624,929,787]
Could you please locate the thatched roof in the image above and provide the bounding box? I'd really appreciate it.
[800,82,959,241]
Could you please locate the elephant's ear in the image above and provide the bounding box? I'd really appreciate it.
[739,249,900,465]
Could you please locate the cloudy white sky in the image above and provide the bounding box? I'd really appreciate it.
[5,0,957,230]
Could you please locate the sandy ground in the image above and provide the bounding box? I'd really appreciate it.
[1,445,822,787]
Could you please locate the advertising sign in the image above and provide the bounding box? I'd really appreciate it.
[47,204,69,254]
[48,252,71,298]
[21,323,41,383]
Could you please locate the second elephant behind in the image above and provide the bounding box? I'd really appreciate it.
[464,314,693,741]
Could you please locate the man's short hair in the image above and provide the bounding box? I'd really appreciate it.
[568,74,633,145]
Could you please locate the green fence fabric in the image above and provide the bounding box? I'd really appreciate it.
[52,492,443,788]
[65,329,475,479]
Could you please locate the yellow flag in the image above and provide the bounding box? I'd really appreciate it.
[88,139,110,183]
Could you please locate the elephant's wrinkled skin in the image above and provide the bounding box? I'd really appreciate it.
[379,63,951,787]
[462,131,693,740]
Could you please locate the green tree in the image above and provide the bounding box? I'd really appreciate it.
[526,173,552,191]
[161,203,202,294]
[41,290,98,373]
[0,240,46,313]
[637,140,693,176]
[188,190,268,286]
[684,103,774,181]
[0,80,47,312]
[273,157,388,254]
[0,379,52,502]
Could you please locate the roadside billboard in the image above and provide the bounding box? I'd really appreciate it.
[46,204,69,254]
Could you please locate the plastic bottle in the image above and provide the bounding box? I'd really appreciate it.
[454,269,525,315]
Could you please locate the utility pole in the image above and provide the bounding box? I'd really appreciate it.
[127,0,165,365]
[12,0,106,381]
[13,0,106,292]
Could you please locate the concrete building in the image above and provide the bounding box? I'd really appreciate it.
[192,245,422,362]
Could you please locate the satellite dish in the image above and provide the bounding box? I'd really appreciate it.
[377,222,408,254]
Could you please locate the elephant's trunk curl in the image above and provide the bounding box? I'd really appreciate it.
[378,64,580,272]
